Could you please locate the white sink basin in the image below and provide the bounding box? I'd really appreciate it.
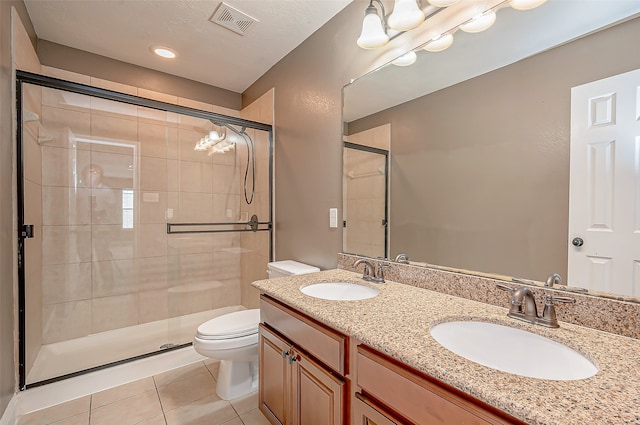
[300,282,379,301]
[430,321,598,381]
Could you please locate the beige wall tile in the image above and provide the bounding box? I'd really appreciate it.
[92,259,137,297]
[42,88,91,114]
[138,289,169,324]
[177,98,213,112]
[167,234,214,256]
[139,156,167,191]
[42,300,91,344]
[90,97,138,122]
[90,187,123,225]
[85,150,134,189]
[42,146,91,188]
[138,88,178,105]
[23,130,42,184]
[137,105,169,126]
[41,105,91,150]
[43,262,92,304]
[50,411,89,425]
[177,193,213,223]
[211,164,238,195]
[41,66,91,85]
[211,280,241,310]
[89,390,162,425]
[91,225,134,260]
[168,285,214,316]
[137,257,169,291]
[137,223,167,258]
[212,194,239,222]
[179,161,213,193]
[139,191,167,224]
[92,294,139,333]
[42,225,92,265]
[42,186,92,226]
[90,77,137,96]
[23,180,42,228]
[138,122,170,159]
[91,377,156,410]
[90,114,138,155]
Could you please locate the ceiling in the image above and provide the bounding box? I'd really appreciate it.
[344,0,640,122]
[23,0,353,93]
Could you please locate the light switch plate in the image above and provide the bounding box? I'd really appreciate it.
[329,208,338,228]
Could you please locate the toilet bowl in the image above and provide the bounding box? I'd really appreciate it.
[193,309,260,400]
[193,260,320,400]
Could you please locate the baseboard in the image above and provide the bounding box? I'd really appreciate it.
[0,395,17,425]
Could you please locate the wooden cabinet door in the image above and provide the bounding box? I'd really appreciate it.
[353,394,401,425]
[259,324,291,425]
[291,349,344,425]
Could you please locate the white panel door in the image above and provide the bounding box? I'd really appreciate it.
[569,68,640,296]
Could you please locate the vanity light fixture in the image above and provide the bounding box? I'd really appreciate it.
[423,33,454,52]
[357,0,390,49]
[391,50,417,66]
[388,0,425,32]
[151,46,177,59]
[510,0,548,10]
[459,10,497,33]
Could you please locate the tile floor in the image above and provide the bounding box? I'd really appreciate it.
[17,360,270,425]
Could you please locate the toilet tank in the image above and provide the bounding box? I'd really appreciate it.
[267,260,320,278]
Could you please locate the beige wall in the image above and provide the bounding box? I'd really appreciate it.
[2,0,37,415]
[243,1,384,270]
[347,17,640,281]
[37,40,242,112]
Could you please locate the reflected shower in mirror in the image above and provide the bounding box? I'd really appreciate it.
[342,1,640,302]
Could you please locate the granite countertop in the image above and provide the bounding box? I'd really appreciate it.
[251,269,640,425]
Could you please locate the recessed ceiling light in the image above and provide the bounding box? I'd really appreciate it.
[151,46,176,59]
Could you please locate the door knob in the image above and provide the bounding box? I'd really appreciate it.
[572,237,584,247]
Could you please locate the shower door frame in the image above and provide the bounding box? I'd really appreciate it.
[15,70,274,390]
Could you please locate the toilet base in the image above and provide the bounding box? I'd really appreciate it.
[216,358,258,400]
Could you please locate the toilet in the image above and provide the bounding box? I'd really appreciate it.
[193,260,320,400]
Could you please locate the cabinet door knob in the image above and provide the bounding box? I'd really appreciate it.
[282,350,290,359]
[288,354,301,365]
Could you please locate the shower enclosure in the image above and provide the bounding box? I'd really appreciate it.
[16,71,273,389]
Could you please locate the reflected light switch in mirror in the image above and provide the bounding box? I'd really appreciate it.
[329,208,338,228]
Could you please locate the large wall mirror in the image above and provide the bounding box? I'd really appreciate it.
[342,1,640,301]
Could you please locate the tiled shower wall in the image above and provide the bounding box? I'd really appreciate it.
[343,124,390,258]
[26,66,270,348]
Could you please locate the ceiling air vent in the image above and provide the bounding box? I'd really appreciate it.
[210,2,258,36]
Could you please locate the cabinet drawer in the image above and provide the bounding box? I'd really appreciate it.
[356,345,523,425]
[260,295,346,375]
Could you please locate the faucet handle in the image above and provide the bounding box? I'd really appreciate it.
[539,294,576,328]
[496,283,515,292]
[375,263,390,280]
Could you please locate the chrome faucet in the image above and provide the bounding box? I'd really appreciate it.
[496,283,575,328]
[545,272,562,288]
[394,253,410,264]
[353,259,388,283]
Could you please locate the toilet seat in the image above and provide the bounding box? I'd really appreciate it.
[196,309,260,340]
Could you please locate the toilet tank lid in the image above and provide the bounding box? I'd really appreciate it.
[268,260,320,275]
[197,309,260,338]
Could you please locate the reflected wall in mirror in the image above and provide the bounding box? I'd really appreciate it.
[343,124,390,259]
[343,2,640,301]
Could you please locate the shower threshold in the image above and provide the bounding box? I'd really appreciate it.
[26,305,245,385]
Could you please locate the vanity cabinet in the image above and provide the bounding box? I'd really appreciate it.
[259,295,347,425]
[355,345,526,425]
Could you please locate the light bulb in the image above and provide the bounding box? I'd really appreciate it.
[459,11,496,33]
[423,34,454,52]
[392,51,417,67]
[151,46,176,59]
[388,0,424,32]
[427,0,460,6]
[357,5,389,49]
[510,0,547,10]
